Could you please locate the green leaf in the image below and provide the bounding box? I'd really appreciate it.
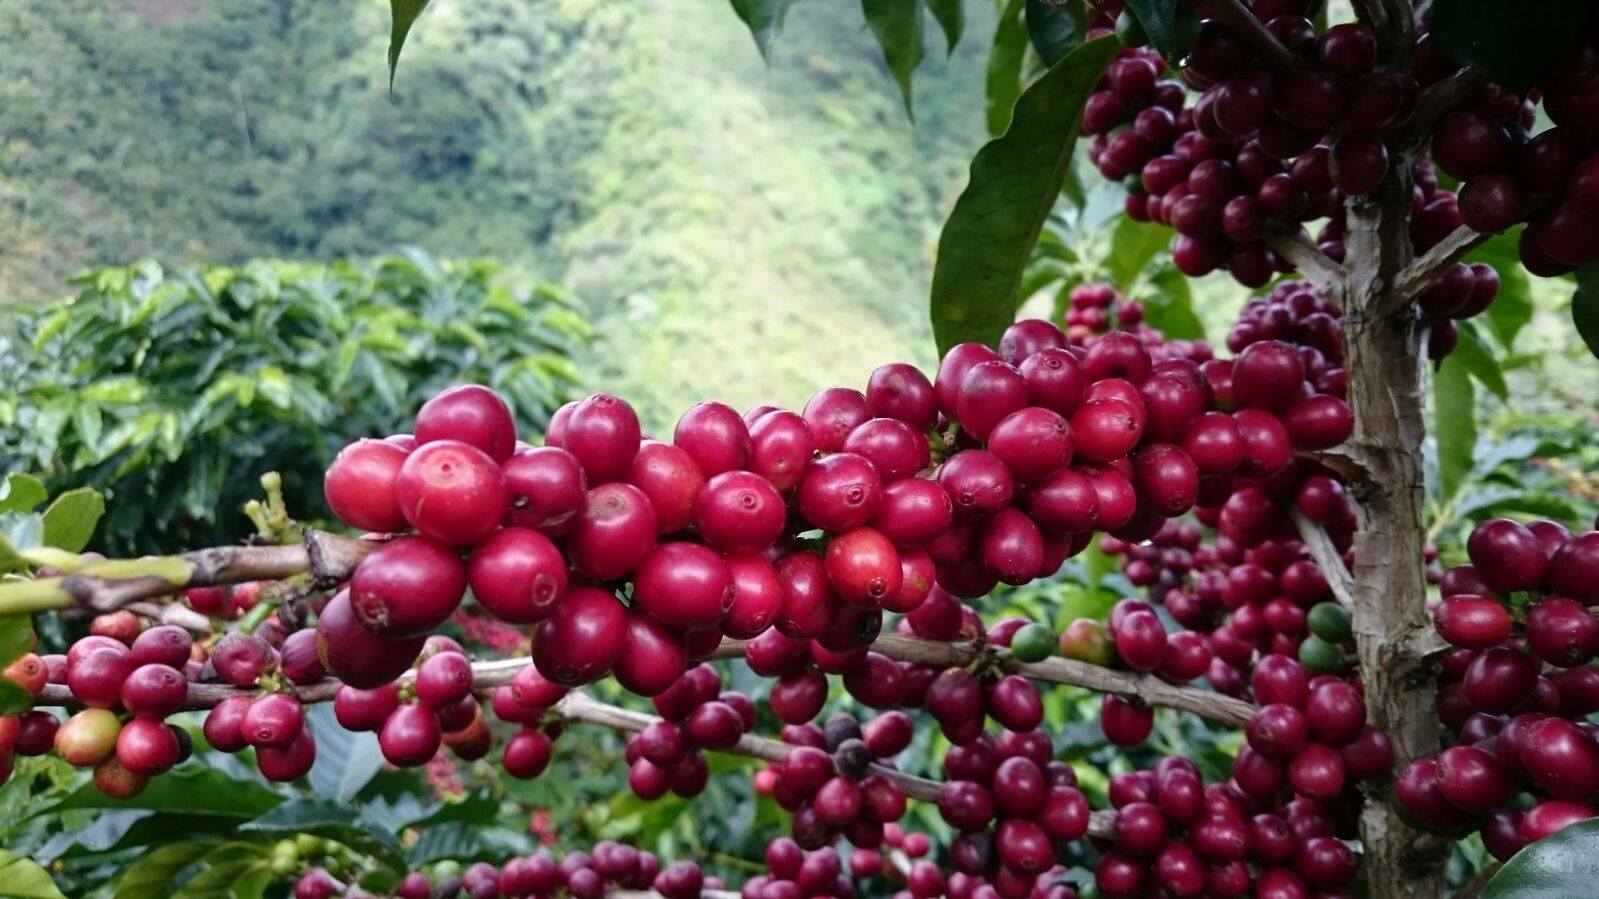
[0,851,66,899]
[50,764,284,818]
[113,841,217,899]
[0,474,47,516]
[387,0,434,92]
[1433,353,1476,505]
[926,0,964,53]
[1486,818,1599,897]
[239,797,405,870]
[727,0,801,59]
[862,0,927,117]
[1024,0,1083,67]
[40,488,104,553]
[1143,267,1206,340]
[1121,0,1183,59]
[305,703,384,801]
[1574,262,1599,361]
[0,679,29,716]
[1452,322,1509,402]
[930,37,1119,354]
[1431,0,1592,93]
[171,843,272,899]
[1105,216,1170,292]
[1469,230,1534,349]
[0,615,33,666]
[985,0,1030,136]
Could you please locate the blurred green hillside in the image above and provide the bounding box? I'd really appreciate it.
[0,0,993,429]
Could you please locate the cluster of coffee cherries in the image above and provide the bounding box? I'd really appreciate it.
[932,726,1092,896]
[1095,753,1360,899]
[294,840,714,899]
[1060,283,1214,370]
[0,617,199,796]
[1404,516,1599,857]
[1078,0,1530,312]
[1430,29,1599,276]
[763,712,911,850]
[325,635,490,769]
[626,664,754,800]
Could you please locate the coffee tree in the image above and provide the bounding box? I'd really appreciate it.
[4,0,1599,897]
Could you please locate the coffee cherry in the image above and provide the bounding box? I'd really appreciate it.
[334,684,401,732]
[380,703,442,767]
[532,587,628,686]
[119,663,187,718]
[256,727,317,782]
[634,542,735,631]
[467,527,567,624]
[395,439,507,546]
[55,708,121,767]
[803,387,872,453]
[569,482,657,579]
[867,362,938,430]
[797,453,883,532]
[562,394,642,483]
[415,651,474,709]
[722,554,784,639]
[1467,518,1548,591]
[324,439,409,531]
[502,446,587,536]
[674,401,750,477]
[243,693,305,749]
[1102,695,1154,747]
[842,418,929,483]
[696,471,786,553]
[612,613,688,697]
[316,591,425,689]
[504,728,554,779]
[349,536,468,637]
[748,411,820,493]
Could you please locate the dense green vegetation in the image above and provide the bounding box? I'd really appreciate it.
[0,0,995,425]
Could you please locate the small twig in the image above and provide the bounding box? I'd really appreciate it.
[1264,227,1344,300]
[1383,225,1491,316]
[1200,0,1297,69]
[1297,446,1379,491]
[1401,66,1489,138]
[865,632,1258,729]
[0,530,376,615]
[1288,509,1357,610]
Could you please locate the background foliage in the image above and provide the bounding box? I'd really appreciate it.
[0,252,588,554]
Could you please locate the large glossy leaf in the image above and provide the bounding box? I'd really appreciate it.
[239,797,405,870]
[930,37,1118,353]
[40,488,104,553]
[387,0,434,91]
[1433,352,1476,504]
[112,841,217,899]
[0,850,67,899]
[985,0,1030,136]
[1144,267,1206,340]
[862,0,927,117]
[1486,818,1599,897]
[927,0,964,53]
[727,0,801,59]
[1121,0,1183,59]
[171,843,272,899]
[1469,230,1534,349]
[1431,0,1591,93]
[1024,0,1083,67]
[49,764,283,818]
[1574,262,1599,361]
[304,703,383,801]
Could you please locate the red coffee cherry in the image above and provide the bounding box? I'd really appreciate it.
[696,471,786,553]
[626,441,705,535]
[395,439,507,546]
[502,446,587,537]
[468,527,567,624]
[562,393,642,483]
[316,592,426,690]
[634,542,735,631]
[349,536,468,637]
[748,410,820,493]
[532,587,629,687]
[612,613,689,697]
[324,439,409,532]
[414,384,516,463]
[568,483,658,580]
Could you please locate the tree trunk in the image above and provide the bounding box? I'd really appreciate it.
[1339,136,1447,898]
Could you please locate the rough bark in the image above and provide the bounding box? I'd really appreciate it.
[1339,137,1447,897]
